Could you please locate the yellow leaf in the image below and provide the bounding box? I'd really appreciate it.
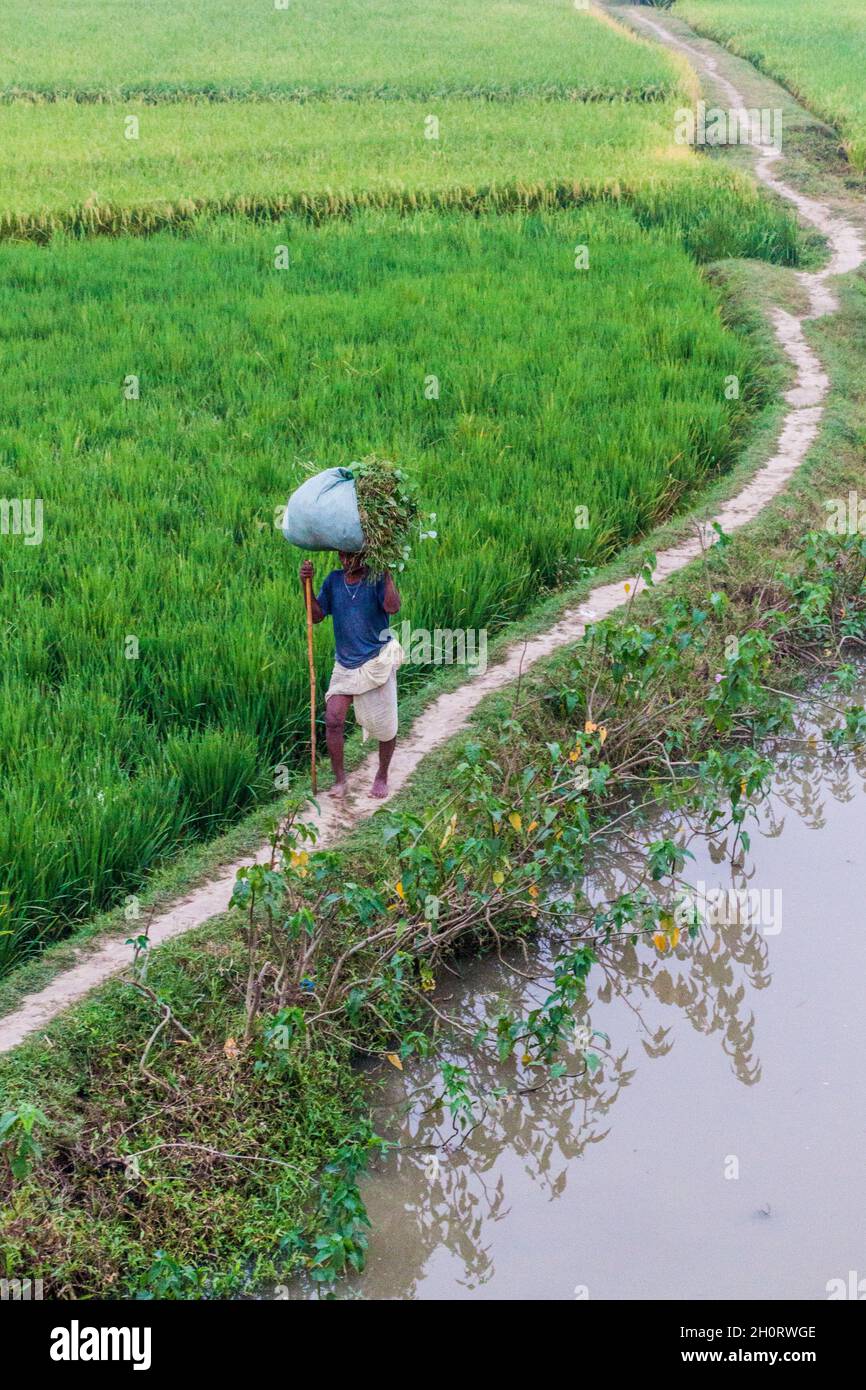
[652,932,667,952]
[624,583,631,594]
[528,884,539,899]
[492,869,505,886]
[394,880,405,900]
[584,720,597,735]
[385,1053,403,1071]
[527,820,538,833]
[568,749,580,763]
[521,1053,532,1065]
[598,726,608,746]
[671,927,680,948]
[438,813,457,850]
[508,812,522,833]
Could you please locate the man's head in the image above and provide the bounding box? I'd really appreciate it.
[338,551,366,575]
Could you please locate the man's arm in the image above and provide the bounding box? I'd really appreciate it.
[299,560,327,623]
[382,572,401,615]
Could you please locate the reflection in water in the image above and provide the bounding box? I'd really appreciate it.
[290,714,866,1300]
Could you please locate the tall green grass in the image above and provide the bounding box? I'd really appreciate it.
[0,207,767,968]
[679,0,866,170]
[0,0,682,102]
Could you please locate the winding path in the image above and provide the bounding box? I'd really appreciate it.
[1,6,863,1054]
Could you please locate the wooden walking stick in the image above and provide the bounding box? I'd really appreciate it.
[304,574,317,795]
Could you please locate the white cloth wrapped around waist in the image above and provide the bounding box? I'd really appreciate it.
[325,638,404,742]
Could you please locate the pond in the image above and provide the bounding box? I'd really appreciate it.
[287,706,866,1300]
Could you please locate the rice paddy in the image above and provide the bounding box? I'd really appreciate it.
[0,0,683,102]
[0,97,803,260]
[0,0,805,968]
[679,0,866,171]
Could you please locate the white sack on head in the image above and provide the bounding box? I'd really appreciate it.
[282,466,365,553]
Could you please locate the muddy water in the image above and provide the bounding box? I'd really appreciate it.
[296,729,866,1300]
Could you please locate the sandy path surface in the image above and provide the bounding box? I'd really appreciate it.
[1,8,862,1055]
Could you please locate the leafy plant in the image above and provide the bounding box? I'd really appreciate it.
[0,1103,48,1184]
[349,454,422,576]
[135,1251,208,1300]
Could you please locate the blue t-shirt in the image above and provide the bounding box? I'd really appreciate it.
[317,570,392,670]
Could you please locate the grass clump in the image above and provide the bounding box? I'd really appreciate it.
[0,920,366,1297]
[351,455,423,575]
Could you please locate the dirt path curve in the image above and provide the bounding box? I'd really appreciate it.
[2,7,863,1054]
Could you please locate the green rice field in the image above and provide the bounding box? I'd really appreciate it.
[679,0,866,171]
[0,0,804,969]
[0,0,681,101]
[0,97,801,260]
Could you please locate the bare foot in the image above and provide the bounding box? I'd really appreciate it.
[370,774,389,799]
[328,778,348,798]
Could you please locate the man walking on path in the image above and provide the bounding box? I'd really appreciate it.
[299,552,403,798]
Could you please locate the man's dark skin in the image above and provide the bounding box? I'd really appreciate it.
[300,552,401,799]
